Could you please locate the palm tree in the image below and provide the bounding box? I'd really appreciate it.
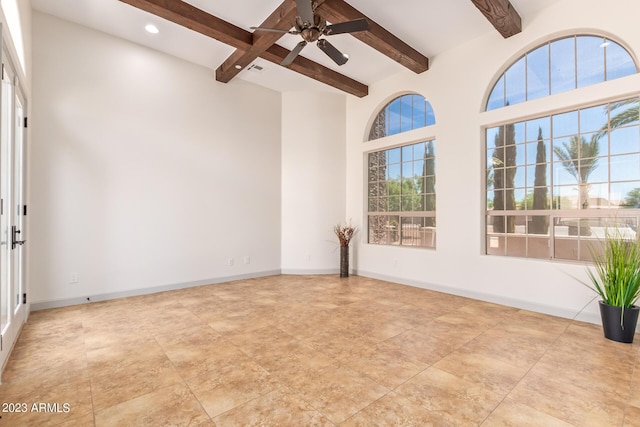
[609,99,639,129]
[596,98,639,210]
[553,134,600,209]
[602,99,639,136]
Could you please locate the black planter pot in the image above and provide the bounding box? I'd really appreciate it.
[340,246,349,278]
[599,301,640,343]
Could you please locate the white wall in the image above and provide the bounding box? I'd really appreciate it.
[281,91,347,273]
[31,12,282,306]
[346,0,640,324]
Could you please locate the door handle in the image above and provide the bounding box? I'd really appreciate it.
[11,226,25,249]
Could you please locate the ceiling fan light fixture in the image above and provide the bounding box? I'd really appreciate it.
[145,24,159,34]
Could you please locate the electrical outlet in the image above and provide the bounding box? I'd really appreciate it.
[70,272,79,284]
[227,258,234,267]
[244,256,250,265]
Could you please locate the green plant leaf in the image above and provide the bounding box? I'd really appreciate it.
[586,224,640,326]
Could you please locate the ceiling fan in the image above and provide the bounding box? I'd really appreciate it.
[251,0,370,66]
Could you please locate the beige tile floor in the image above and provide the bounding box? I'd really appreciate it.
[1,274,639,426]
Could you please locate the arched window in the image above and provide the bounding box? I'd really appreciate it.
[368,93,435,141]
[367,94,436,248]
[484,34,640,261]
[486,35,637,111]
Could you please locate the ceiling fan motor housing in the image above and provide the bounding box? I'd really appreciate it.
[296,16,326,42]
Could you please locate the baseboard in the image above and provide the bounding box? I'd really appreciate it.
[30,270,282,311]
[355,269,603,326]
[281,268,340,275]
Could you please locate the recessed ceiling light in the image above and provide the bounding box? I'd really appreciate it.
[145,24,159,34]
[235,64,242,70]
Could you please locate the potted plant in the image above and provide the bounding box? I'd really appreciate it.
[334,223,357,278]
[585,224,640,343]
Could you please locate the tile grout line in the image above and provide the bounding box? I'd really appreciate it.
[156,301,217,425]
[79,305,97,427]
[477,312,576,425]
[174,298,333,424]
[334,298,500,423]
[180,295,340,426]
[334,313,450,424]
[618,328,640,426]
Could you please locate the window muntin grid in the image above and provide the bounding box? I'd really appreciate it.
[486,35,637,112]
[486,97,640,260]
[368,94,436,141]
[368,140,436,248]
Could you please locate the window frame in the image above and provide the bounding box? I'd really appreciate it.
[482,31,640,262]
[486,34,638,112]
[367,93,435,141]
[483,95,640,261]
[366,139,437,249]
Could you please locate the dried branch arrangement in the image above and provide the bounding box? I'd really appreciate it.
[334,223,358,247]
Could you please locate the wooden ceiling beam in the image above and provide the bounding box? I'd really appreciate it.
[118,0,368,97]
[316,0,429,74]
[469,0,522,38]
[216,0,300,83]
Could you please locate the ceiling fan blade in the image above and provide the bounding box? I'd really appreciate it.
[295,0,315,25]
[324,18,370,36]
[251,26,299,35]
[317,39,348,66]
[281,40,307,66]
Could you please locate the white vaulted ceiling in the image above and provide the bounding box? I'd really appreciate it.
[30,0,558,95]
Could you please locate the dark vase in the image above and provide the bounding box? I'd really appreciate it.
[340,246,349,278]
[599,301,640,343]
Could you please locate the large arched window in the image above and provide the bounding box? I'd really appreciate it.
[487,35,637,111]
[368,93,435,141]
[367,94,436,248]
[484,34,640,261]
